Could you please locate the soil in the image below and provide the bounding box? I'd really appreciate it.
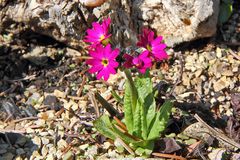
[0,2,239,160]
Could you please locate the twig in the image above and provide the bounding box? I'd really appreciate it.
[55,107,65,117]
[54,126,58,147]
[113,116,127,131]
[194,114,240,149]
[152,152,187,160]
[115,137,135,155]
[67,95,85,101]
[77,75,86,97]
[186,140,202,156]
[3,74,36,83]
[0,129,26,134]
[228,49,240,61]
[58,69,79,85]
[13,116,39,123]
[89,92,100,117]
[0,85,17,97]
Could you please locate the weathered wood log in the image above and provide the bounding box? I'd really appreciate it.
[0,0,220,49]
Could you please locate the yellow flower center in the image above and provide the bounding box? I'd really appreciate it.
[146,44,152,51]
[101,59,109,67]
[101,38,110,46]
[99,34,105,41]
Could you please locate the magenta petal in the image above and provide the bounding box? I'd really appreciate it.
[106,67,117,74]
[151,36,163,45]
[97,69,110,81]
[104,44,111,57]
[109,49,120,59]
[88,65,103,73]
[139,68,146,74]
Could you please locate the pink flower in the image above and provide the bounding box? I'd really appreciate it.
[137,28,168,61]
[123,54,134,68]
[133,50,152,73]
[84,18,111,48]
[86,44,119,81]
[123,51,152,74]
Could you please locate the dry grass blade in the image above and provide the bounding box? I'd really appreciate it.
[77,75,86,97]
[115,137,135,155]
[113,116,127,131]
[152,152,187,160]
[89,92,100,117]
[186,140,202,154]
[94,92,120,117]
[13,116,39,123]
[228,49,240,61]
[194,114,240,149]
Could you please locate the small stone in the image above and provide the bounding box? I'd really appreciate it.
[174,86,186,95]
[103,142,111,150]
[26,128,35,133]
[54,89,66,98]
[222,70,234,76]
[213,76,231,92]
[26,92,41,105]
[226,109,233,116]
[216,47,222,58]
[31,150,41,158]
[32,136,42,147]
[85,145,98,157]
[208,148,226,160]
[43,95,59,110]
[1,153,14,160]
[217,96,226,102]
[41,145,48,157]
[199,55,205,63]
[46,153,55,160]
[16,148,25,155]
[15,136,28,147]
[200,75,207,81]
[232,66,239,72]
[57,139,68,149]
[63,151,74,160]
[15,157,23,160]
[39,132,49,136]
[195,69,203,77]
[35,118,46,126]
[0,149,7,154]
[0,144,9,149]
[41,137,50,145]
[182,72,191,86]
[79,144,89,150]
[210,98,217,104]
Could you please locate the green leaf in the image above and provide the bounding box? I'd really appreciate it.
[123,69,138,134]
[133,99,142,137]
[111,90,123,104]
[124,79,134,134]
[147,100,173,140]
[93,115,117,140]
[135,77,156,139]
[94,115,140,144]
[218,2,233,24]
[132,140,154,157]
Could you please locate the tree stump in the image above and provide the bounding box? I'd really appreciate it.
[0,0,220,49]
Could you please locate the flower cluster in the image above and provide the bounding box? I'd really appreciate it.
[84,18,168,80]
